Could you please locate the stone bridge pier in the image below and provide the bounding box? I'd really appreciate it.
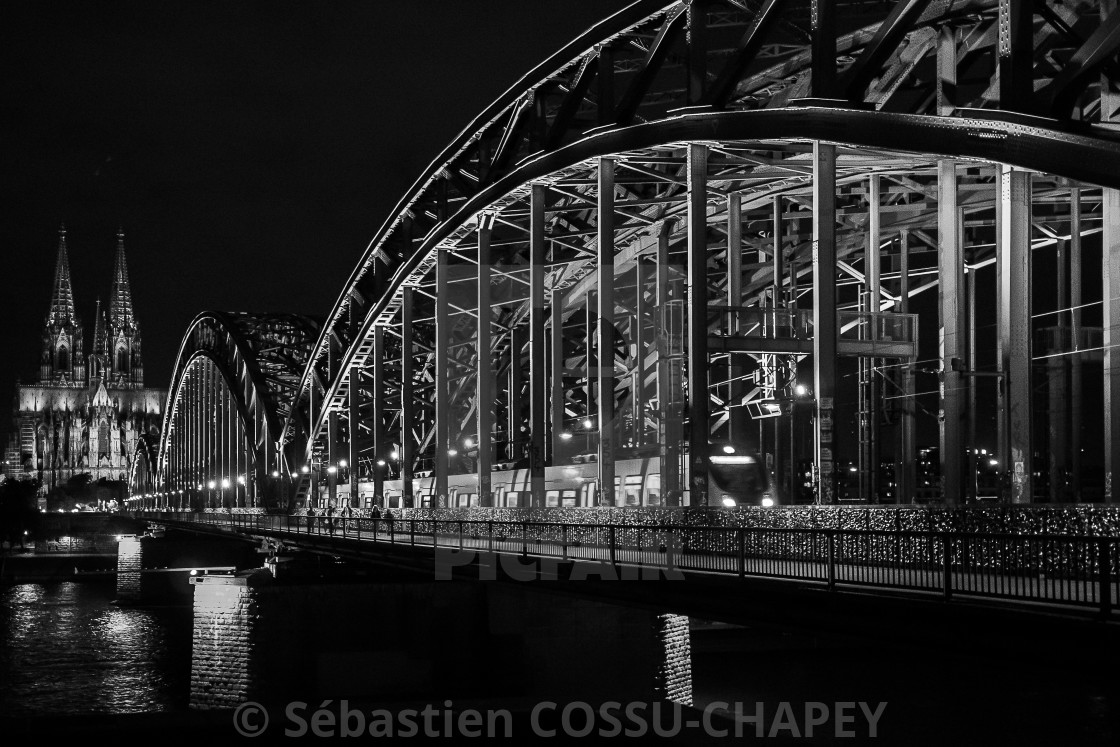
[115,529,260,604]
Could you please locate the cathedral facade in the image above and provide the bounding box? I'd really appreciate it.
[3,225,166,503]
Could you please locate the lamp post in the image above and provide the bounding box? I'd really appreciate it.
[300,464,312,508]
[791,384,811,504]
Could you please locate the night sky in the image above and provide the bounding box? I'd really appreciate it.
[0,1,628,435]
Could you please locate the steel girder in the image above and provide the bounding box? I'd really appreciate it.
[157,312,320,492]
[282,0,1120,475]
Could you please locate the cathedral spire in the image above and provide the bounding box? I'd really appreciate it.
[47,223,77,327]
[92,297,107,358]
[108,226,135,328]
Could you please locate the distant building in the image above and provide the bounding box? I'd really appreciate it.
[2,225,166,505]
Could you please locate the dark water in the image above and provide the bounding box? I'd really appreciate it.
[0,581,193,717]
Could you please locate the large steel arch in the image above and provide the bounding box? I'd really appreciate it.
[286,0,1120,507]
[153,312,320,510]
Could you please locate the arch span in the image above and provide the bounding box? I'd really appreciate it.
[283,0,1120,507]
[150,312,319,510]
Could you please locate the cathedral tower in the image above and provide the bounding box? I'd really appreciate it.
[106,227,143,386]
[40,224,85,384]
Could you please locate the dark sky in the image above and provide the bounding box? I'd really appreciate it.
[0,1,629,431]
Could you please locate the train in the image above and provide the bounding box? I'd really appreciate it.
[326,441,776,510]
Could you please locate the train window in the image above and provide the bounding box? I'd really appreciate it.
[467,493,479,507]
[561,490,577,507]
[546,490,559,507]
[505,491,519,507]
[624,475,642,506]
[420,492,432,508]
[646,474,661,506]
[581,483,596,507]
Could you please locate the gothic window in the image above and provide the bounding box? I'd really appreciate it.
[99,420,110,459]
[117,347,128,373]
[57,346,69,371]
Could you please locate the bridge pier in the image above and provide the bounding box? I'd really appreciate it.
[188,565,692,709]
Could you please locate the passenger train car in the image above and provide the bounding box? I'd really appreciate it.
[341,443,775,510]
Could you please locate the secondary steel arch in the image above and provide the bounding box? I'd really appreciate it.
[285,0,1120,506]
[154,312,320,509]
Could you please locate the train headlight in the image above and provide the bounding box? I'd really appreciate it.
[761,497,775,508]
[721,496,737,507]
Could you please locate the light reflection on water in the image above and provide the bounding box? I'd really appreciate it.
[0,581,192,717]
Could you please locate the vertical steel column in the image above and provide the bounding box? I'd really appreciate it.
[634,260,646,449]
[727,192,745,443]
[812,142,838,505]
[657,220,683,505]
[772,194,785,498]
[1049,237,1069,504]
[1104,184,1120,501]
[936,24,957,116]
[477,218,494,507]
[1070,188,1083,499]
[327,411,339,509]
[371,328,385,507]
[686,0,708,104]
[400,287,415,507]
[550,286,565,464]
[968,254,979,502]
[434,248,450,507]
[938,160,964,506]
[349,304,362,508]
[598,157,617,507]
[811,0,836,97]
[998,165,1033,503]
[866,173,881,502]
[508,328,524,466]
[530,184,548,505]
[997,0,1034,113]
[687,144,710,506]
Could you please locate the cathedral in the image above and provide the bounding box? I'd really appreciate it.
[3,225,166,503]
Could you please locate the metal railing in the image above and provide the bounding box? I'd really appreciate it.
[140,512,1118,618]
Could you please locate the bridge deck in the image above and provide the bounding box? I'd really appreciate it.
[143,512,1120,621]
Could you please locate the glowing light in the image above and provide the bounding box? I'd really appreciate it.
[339,459,348,468]
[220,478,231,489]
[190,569,198,576]
[560,432,573,441]
[390,450,399,460]
[722,445,736,454]
[794,384,808,397]
[463,438,474,448]
[196,483,203,490]
[376,459,386,466]
[327,466,337,474]
[271,470,279,478]
[849,466,858,473]
[721,497,737,507]
[237,475,246,485]
[710,455,755,465]
[207,480,216,490]
[300,465,310,474]
[290,472,298,479]
[448,449,458,456]
[761,497,775,508]
[583,419,593,429]
[989,459,999,466]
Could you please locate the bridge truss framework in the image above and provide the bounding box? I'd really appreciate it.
[132,0,1120,509]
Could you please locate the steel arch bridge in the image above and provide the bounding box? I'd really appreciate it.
[128,312,320,510]
[139,0,1120,510]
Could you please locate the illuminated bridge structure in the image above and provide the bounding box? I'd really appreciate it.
[131,0,1120,512]
[131,312,320,511]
